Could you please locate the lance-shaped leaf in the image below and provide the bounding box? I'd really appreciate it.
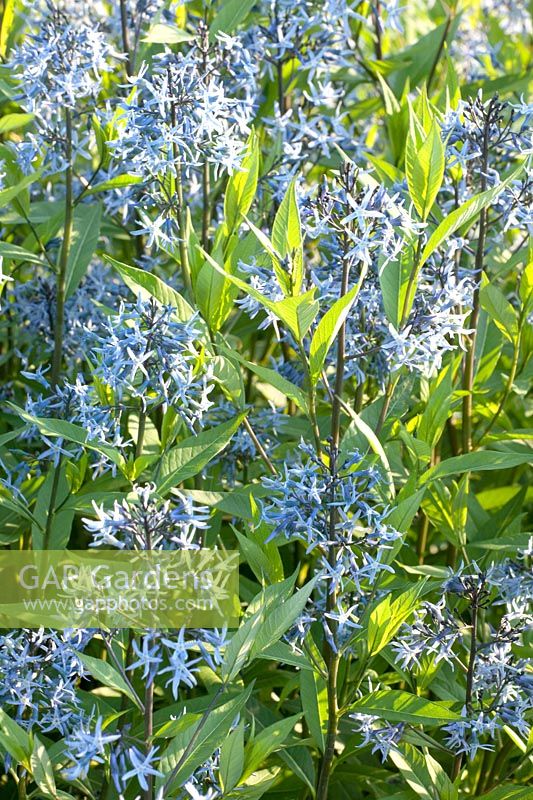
[65,203,102,297]
[224,131,259,235]
[309,266,368,384]
[156,414,247,494]
[349,690,461,725]
[217,342,309,414]
[0,241,44,264]
[419,162,526,269]
[271,180,304,294]
[420,451,533,484]
[0,708,32,768]
[405,109,445,221]
[78,653,143,710]
[104,255,198,324]
[8,403,126,471]
[198,246,319,340]
[158,686,253,793]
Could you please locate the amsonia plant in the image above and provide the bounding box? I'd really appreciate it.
[0,1,531,799]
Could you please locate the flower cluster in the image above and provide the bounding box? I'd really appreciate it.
[89,296,214,428]
[84,482,210,550]
[262,441,400,649]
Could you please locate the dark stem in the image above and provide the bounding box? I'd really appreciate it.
[372,1,383,60]
[119,0,133,77]
[168,79,193,296]
[51,108,74,387]
[452,597,479,781]
[316,237,351,800]
[135,407,147,460]
[462,110,490,454]
[44,109,74,551]
[202,160,210,250]
[427,13,452,92]
[242,416,277,475]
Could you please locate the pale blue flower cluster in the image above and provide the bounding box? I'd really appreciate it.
[0,629,89,738]
[261,441,400,650]
[83,482,210,550]
[391,564,533,759]
[89,296,214,428]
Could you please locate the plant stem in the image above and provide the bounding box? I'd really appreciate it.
[462,111,490,454]
[43,109,74,551]
[135,407,147,460]
[202,160,210,251]
[452,597,479,781]
[316,240,351,800]
[175,160,193,297]
[427,11,453,92]
[372,0,383,61]
[242,416,277,475]
[375,373,399,438]
[119,0,133,77]
[168,80,193,297]
[144,675,154,800]
[51,108,74,387]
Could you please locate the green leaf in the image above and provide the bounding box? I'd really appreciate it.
[0,0,15,58]
[0,241,44,264]
[77,653,143,710]
[30,737,57,798]
[198,247,318,340]
[0,113,34,134]
[217,343,308,414]
[0,708,31,768]
[224,132,259,235]
[405,114,445,220]
[158,687,253,792]
[379,246,414,329]
[195,250,237,333]
[367,582,427,656]
[142,23,194,43]
[222,574,299,681]
[309,272,367,385]
[210,0,256,38]
[271,180,303,294]
[421,451,533,484]
[519,261,533,311]
[219,721,245,793]
[480,283,519,343]
[8,404,126,471]
[86,174,144,194]
[389,744,458,800]
[386,488,426,533]
[300,671,326,752]
[349,690,461,724]
[0,493,42,528]
[418,363,454,448]
[242,714,302,780]
[0,168,43,208]
[104,255,198,323]
[419,163,525,269]
[477,787,533,800]
[65,203,102,297]
[156,414,247,495]
[234,530,281,586]
[248,578,318,661]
